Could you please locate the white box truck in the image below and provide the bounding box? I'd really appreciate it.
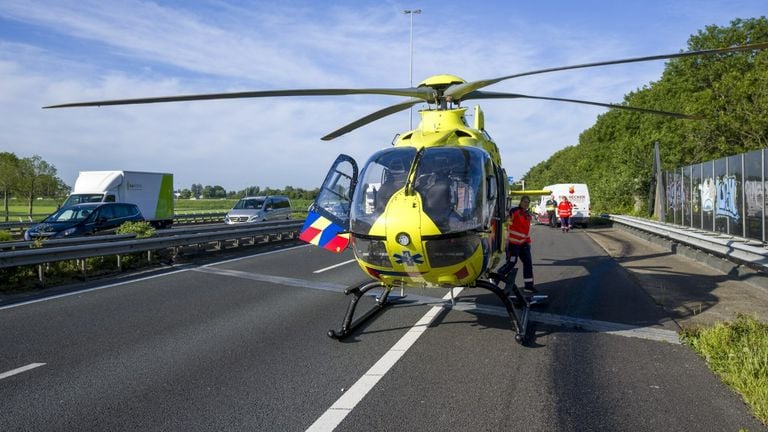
[62,171,174,228]
[539,183,592,227]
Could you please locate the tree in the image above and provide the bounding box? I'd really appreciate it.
[0,152,21,222]
[17,155,60,219]
[179,188,192,199]
[523,17,768,214]
[190,183,203,199]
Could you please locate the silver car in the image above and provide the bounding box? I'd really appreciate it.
[224,196,292,224]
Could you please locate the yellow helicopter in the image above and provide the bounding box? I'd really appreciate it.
[46,42,768,344]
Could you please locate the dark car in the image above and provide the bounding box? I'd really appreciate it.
[23,202,144,240]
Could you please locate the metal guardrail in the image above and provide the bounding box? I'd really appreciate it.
[0,221,303,270]
[0,220,296,252]
[0,212,228,232]
[172,212,227,224]
[608,215,768,270]
[0,233,138,252]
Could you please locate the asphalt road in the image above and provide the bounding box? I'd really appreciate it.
[0,225,764,431]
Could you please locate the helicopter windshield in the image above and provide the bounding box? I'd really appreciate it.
[350,146,490,235]
[350,147,417,234]
[412,146,488,233]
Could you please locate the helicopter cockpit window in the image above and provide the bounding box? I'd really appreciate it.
[350,147,417,233]
[315,161,356,222]
[413,147,487,234]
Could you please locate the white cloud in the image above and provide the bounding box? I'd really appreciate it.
[0,0,764,191]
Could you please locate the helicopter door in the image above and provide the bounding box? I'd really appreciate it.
[299,154,358,253]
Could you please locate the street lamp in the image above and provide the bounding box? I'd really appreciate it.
[403,9,421,129]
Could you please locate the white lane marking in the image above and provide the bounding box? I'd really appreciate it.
[451,302,680,344]
[305,288,463,432]
[195,267,682,345]
[201,244,308,267]
[0,363,46,380]
[0,268,191,311]
[193,267,348,293]
[0,245,309,311]
[313,259,356,274]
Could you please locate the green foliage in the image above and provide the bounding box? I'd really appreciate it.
[523,17,768,214]
[682,315,768,425]
[0,230,11,242]
[31,237,45,248]
[178,184,319,201]
[116,221,156,238]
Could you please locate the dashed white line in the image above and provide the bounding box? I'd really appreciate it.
[305,288,464,432]
[313,259,356,274]
[0,363,46,380]
[0,245,309,311]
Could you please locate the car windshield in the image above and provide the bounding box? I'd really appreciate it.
[44,206,95,222]
[233,198,264,210]
[62,194,104,207]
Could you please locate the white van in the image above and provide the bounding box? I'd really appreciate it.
[224,196,292,224]
[539,183,591,227]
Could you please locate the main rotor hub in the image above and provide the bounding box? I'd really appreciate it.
[418,75,467,108]
[418,74,466,88]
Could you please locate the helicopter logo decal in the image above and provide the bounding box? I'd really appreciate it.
[393,251,424,266]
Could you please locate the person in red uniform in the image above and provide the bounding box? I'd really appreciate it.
[500,195,536,292]
[557,196,573,232]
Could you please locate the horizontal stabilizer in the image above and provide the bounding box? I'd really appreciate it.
[509,190,551,196]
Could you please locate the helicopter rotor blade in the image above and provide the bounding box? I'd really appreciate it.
[321,98,424,141]
[43,88,436,109]
[446,42,768,100]
[463,91,701,119]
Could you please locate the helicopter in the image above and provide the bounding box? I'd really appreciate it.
[46,42,768,344]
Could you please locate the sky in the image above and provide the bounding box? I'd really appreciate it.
[0,0,765,192]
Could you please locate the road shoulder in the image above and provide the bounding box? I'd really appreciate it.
[586,226,768,328]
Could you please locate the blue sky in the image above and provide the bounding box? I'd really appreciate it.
[0,0,765,191]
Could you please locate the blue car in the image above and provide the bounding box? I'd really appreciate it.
[24,202,144,240]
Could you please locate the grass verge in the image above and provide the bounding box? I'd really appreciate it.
[681,314,768,425]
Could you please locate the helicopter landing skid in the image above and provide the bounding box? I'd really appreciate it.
[327,281,396,339]
[482,271,542,345]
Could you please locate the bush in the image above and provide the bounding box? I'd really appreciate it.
[682,315,768,425]
[116,221,156,238]
[0,230,12,242]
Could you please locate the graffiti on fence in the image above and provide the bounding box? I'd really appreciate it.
[692,179,701,213]
[715,176,739,220]
[699,177,716,213]
[667,174,683,210]
[745,180,764,217]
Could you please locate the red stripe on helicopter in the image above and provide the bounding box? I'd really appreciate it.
[299,211,350,253]
[323,232,350,253]
[454,266,469,280]
[298,226,322,243]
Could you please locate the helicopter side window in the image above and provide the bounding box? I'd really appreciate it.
[351,148,416,234]
[375,168,407,213]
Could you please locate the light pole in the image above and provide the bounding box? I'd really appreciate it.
[403,9,421,129]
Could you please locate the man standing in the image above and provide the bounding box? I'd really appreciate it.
[557,196,573,232]
[502,195,536,292]
[545,194,558,228]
